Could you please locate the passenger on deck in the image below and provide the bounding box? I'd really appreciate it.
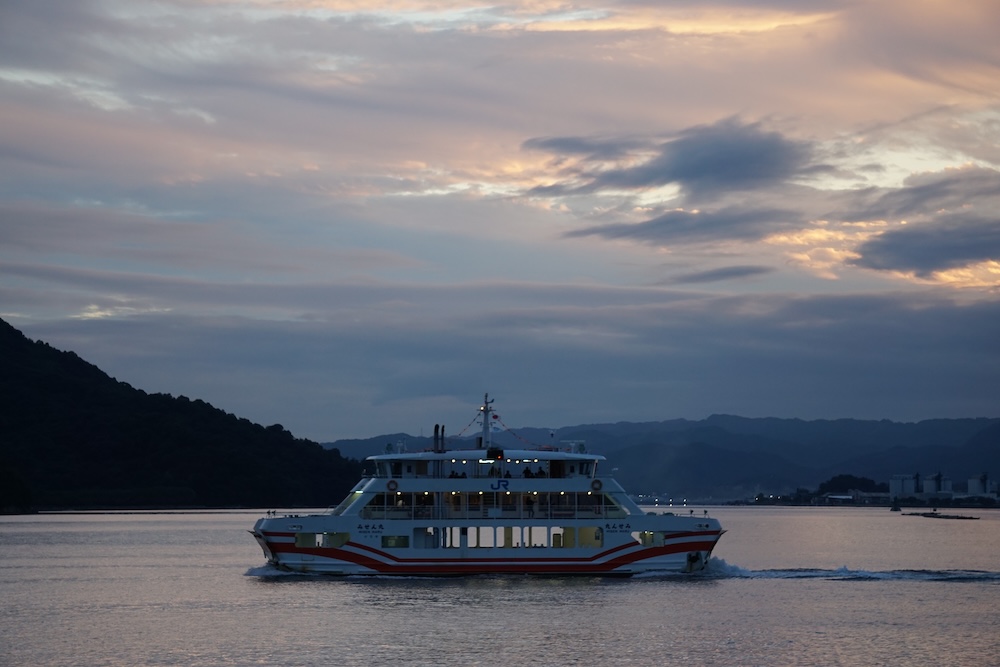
[523,467,533,478]
[536,467,546,478]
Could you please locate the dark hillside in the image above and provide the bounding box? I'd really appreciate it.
[0,318,362,511]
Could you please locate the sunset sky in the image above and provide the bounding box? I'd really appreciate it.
[2,0,999,440]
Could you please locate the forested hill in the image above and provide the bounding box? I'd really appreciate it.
[0,319,362,512]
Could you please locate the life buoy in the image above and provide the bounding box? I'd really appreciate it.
[387,480,398,492]
[591,479,603,491]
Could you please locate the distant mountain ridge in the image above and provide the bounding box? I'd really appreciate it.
[328,416,1000,500]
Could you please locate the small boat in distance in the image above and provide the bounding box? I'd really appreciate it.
[251,394,725,576]
[903,511,979,520]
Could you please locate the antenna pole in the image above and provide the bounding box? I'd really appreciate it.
[479,393,494,449]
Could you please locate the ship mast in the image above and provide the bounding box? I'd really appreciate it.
[479,392,494,449]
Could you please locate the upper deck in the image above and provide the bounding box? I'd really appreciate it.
[366,446,604,482]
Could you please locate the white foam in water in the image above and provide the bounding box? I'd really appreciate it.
[244,564,306,577]
[703,558,1000,582]
[702,556,752,578]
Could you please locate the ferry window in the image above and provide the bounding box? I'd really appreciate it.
[469,527,497,548]
[604,495,626,517]
[579,526,603,548]
[322,532,350,548]
[632,530,663,547]
[381,535,409,548]
[295,533,323,547]
[413,527,442,549]
[526,526,548,547]
[328,491,362,516]
[578,492,601,514]
[391,462,402,477]
[445,526,463,548]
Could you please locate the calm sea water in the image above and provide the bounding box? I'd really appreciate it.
[2,506,998,667]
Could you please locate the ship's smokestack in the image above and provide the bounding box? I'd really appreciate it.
[432,423,446,452]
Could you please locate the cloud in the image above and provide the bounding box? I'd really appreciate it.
[564,206,803,245]
[820,166,1000,278]
[660,265,775,285]
[852,214,1000,277]
[526,118,816,200]
[838,166,1000,222]
[522,136,646,161]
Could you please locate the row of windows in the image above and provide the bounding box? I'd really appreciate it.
[296,527,673,550]
[295,526,606,550]
[375,459,596,479]
[364,491,613,510]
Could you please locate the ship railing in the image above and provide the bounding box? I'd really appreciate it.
[358,507,629,521]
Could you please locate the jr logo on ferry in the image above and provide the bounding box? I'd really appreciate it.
[490,480,510,491]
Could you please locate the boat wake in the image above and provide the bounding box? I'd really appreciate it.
[704,558,1000,582]
[246,559,1000,583]
[245,564,307,578]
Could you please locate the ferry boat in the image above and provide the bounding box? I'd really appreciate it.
[251,394,724,576]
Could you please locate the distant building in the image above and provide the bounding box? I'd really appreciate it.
[890,471,995,502]
[889,474,919,499]
[922,472,952,496]
[966,473,996,498]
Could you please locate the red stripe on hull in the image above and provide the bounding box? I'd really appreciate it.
[263,533,722,575]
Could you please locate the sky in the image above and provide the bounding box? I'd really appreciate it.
[2,0,999,441]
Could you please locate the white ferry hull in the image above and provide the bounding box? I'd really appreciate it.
[252,517,723,576]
